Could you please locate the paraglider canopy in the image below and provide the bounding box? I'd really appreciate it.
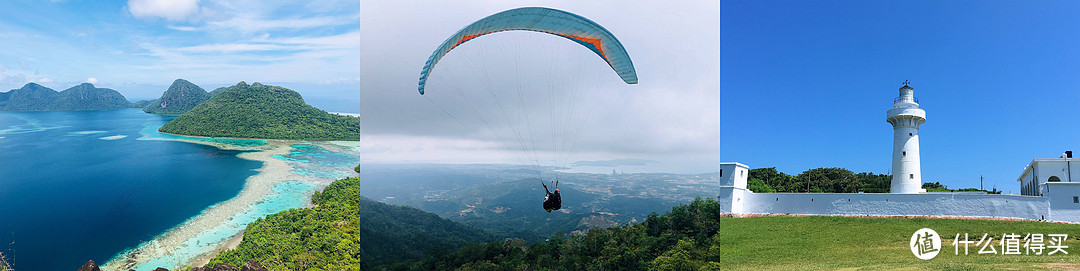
[418,7,638,94]
[416,7,638,213]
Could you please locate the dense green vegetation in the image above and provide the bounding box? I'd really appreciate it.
[0,83,135,111]
[143,79,211,115]
[208,86,228,97]
[208,177,493,270]
[159,81,362,140]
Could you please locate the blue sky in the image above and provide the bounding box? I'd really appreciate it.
[721,1,1080,193]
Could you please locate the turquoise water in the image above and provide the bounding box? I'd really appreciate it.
[0,109,261,271]
[273,143,359,180]
[138,121,267,147]
[128,181,317,270]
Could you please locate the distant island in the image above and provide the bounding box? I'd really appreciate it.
[131,99,154,108]
[0,83,137,111]
[159,81,362,140]
[143,79,213,115]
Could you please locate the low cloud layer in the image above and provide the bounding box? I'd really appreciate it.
[572,159,656,167]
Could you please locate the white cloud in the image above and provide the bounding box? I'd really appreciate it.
[207,14,358,33]
[176,43,295,53]
[128,0,201,21]
[320,77,363,85]
[86,77,98,84]
[166,25,199,31]
[340,135,515,164]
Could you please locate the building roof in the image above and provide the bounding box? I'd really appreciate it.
[1017,158,1080,182]
[720,162,749,169]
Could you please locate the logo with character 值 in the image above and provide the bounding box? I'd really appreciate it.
[911,228,941,260]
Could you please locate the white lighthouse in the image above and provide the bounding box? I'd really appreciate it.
[887,81,926,193]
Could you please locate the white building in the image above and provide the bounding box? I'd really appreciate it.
[1018,151,1080,196]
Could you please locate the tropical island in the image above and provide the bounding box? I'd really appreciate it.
[142,79,213,115]
[0,82,140,111]
[158,81,362,141]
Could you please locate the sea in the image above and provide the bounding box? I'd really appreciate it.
[0,109,263,270]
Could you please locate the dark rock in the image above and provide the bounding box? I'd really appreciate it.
[153,268,169,271]
[77,260,101,271]
[189,267,209,271]
[240,260,268,271]
[211,262,239,271]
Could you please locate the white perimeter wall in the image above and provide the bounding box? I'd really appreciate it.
[1045,183,1080,222]
[720,189,1052,221]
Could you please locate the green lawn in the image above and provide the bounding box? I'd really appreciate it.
[711,216,1080,270]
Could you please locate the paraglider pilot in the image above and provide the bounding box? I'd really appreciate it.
[542,180,561,213]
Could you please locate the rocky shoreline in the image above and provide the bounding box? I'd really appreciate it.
[80,259,267,271]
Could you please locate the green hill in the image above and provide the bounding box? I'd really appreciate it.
[0,83,59,111]
[0,83,135,111]
[208,177,494,270]
[52,83,133,110]
[158,81,362,140]
[143,79,211,115]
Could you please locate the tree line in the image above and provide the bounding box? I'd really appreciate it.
[747,167,891,193]
[747,167,999,194]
